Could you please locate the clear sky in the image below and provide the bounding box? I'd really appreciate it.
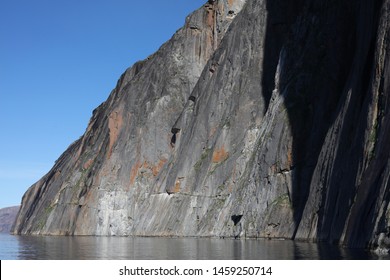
[0,0,206,209]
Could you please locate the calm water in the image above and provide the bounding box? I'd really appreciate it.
[0,233,387,260]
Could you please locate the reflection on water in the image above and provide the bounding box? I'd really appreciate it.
[0,233,387,260]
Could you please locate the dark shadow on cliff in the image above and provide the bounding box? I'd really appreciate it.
[341,5,390,247]
[262,0,384,246]
[260,1,302,112]
[310,0,385,248]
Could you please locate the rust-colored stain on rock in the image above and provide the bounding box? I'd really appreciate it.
[173,180,181,193]
[130,158,168,186]
[107,108,123,159]
[152,158,168,176]
[83,158,94,170]
[130,161,142,186]
[212,146,229,163]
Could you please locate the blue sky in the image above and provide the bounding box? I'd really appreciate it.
[0,0,206,209]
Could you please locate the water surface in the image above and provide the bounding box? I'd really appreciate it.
[0,233,387,260]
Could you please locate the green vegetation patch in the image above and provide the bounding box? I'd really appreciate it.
[194,148,212,171]
[270,194,291,208]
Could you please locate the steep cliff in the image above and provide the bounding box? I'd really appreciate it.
[13,0,390,252]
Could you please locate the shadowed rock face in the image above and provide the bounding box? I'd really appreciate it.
[13,0,390,252]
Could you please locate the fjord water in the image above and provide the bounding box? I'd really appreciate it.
[1,233,387,260]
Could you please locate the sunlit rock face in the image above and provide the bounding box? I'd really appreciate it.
[13,0,390,252]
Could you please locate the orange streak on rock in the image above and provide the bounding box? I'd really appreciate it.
[287,147,293,168]
[83,158,94,170]
[152,158,168,176]
[212,146,229,163]
[206,9,214,27]
[173,180,181,193]
[107,108,123,159]
[129,158,168,187]
[130,161,142,186]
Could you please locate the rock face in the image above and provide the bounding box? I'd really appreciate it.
[0,206,20,233]
[12,0,390,252]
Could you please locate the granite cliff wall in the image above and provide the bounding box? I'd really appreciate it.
[13,0,390,252]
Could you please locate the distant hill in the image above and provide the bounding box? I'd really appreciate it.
[0,206,20,233]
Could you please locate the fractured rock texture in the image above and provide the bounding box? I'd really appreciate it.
[13,0,390,251]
